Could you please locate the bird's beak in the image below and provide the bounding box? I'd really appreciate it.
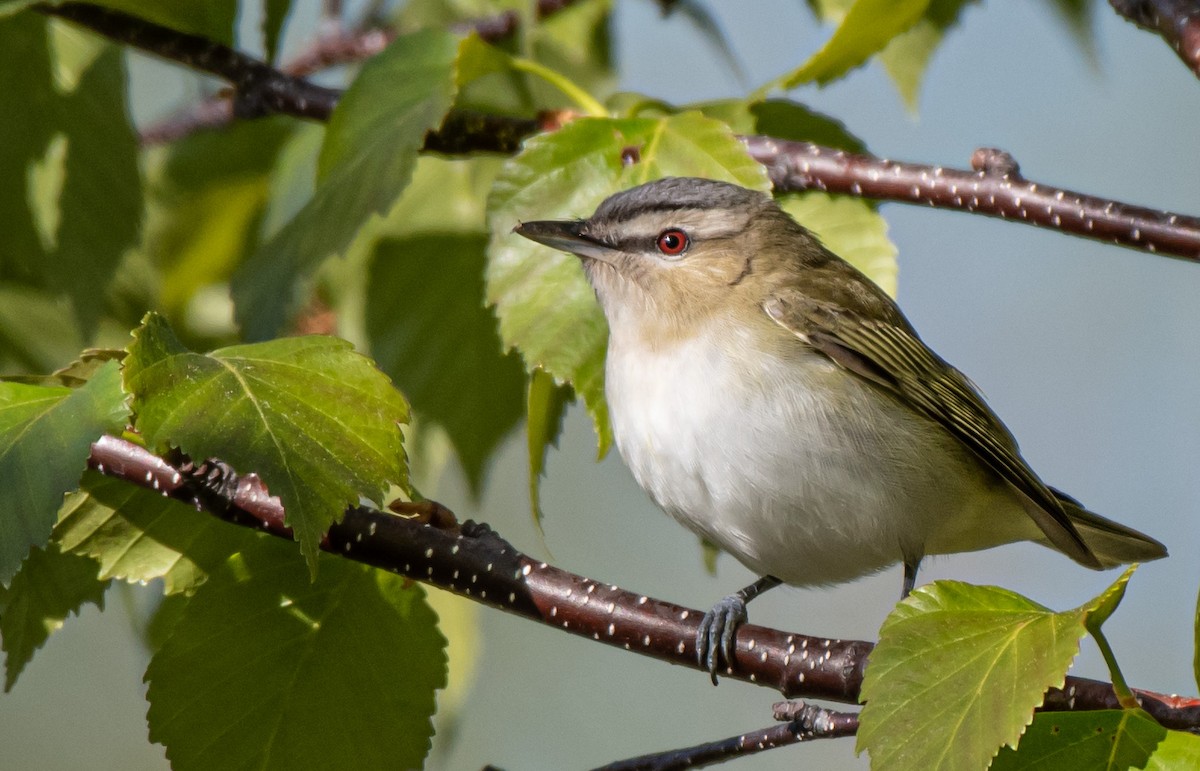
[513,220,619,264]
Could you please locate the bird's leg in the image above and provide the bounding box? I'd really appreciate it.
[697,575,782,684]
[902,559,921,599]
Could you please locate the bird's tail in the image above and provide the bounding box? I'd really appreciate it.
[1052,488,1168,568]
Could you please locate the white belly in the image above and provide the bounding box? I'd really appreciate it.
[605,323,1035,587]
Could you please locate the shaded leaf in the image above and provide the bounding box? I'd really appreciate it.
[526,368,569,531]
[366,234,525,495]
[145,543,447,770]
[123,313,409,572]
[0,16,142,332]
[858,570,1134,771]
[262,0,292,63]
[0,360,128,583]
[779,191,897,296]
[1,544,108,691]
[991,709,1200,770]
[233,29,458,339]
[775,0,932,89]
[1045,0,1098,58]
[64,0,237,43]
[144,119,295,322]
[0,286,83,375]
[486,112,769,453]
[56,471,244,595]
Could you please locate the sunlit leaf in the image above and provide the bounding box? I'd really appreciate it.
[56,471,245,595]
[123,313,409,572]
[774,0,932,90]
[858,570,1135,771]
[992,708,1200,770]
[879,0,977,110]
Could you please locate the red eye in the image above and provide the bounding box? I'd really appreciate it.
[656,229,689,256]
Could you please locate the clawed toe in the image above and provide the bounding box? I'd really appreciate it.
[696,594,748,685]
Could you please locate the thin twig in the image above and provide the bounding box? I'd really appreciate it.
[1110,0,1200,79]
[594,702,859,770]
[140,0,582,143]
[85,435,1200,732]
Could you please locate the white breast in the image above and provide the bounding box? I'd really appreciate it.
[604,320,1031,587]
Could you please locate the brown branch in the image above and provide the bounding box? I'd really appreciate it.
[85,435,1200,733]
[41,1,1200,261]
[41,3,340,122]
[1111,0,1200,79]
[743,137,1200,261]
[139,0,582,144]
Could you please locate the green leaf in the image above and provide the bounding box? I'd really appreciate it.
[262,0,292,63]
[0,1,35,17]
[56,471,243,595]
[146,543,447,770]
[857,571,1135,771]
[773,0,932,90]
[687,98,867,153]
[123,313,409,572]
[144,118,295,319]
[0,286,83,375]
[69,0,237,44]
[486,112,769,453]
[0,16,143,332]
[779,191,897,296]
[879,0,977,111]
[1195,582,1200,695]
[992,709,1200,770]
[0,360,128,584]
[1044,0,1098,59]
[1,544,108,691]
[233,29,458,340]
[366,234,525,495]
[526,368,569,532]
[1148,729,1200,770]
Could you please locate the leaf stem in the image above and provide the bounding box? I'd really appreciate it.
[1091,625,1140,710]
[508,57,608,117]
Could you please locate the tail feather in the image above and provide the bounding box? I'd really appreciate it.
[1051,488,1167,569]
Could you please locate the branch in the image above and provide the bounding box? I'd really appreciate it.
[744,140,1200,262]
[85,435,1200,733]
[1111,0,1200,79]
[595,702,859,770]
[42,3,340,122]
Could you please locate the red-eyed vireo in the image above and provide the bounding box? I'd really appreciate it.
[514,177,1166,682]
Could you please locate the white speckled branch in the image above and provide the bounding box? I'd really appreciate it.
[86,435,1200,732]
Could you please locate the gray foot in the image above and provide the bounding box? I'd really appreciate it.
[696,594,748,685]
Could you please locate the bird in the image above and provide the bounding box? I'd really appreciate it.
[513,176,1167,681]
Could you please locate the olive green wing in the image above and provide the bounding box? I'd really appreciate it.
[764,287,1100,568]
